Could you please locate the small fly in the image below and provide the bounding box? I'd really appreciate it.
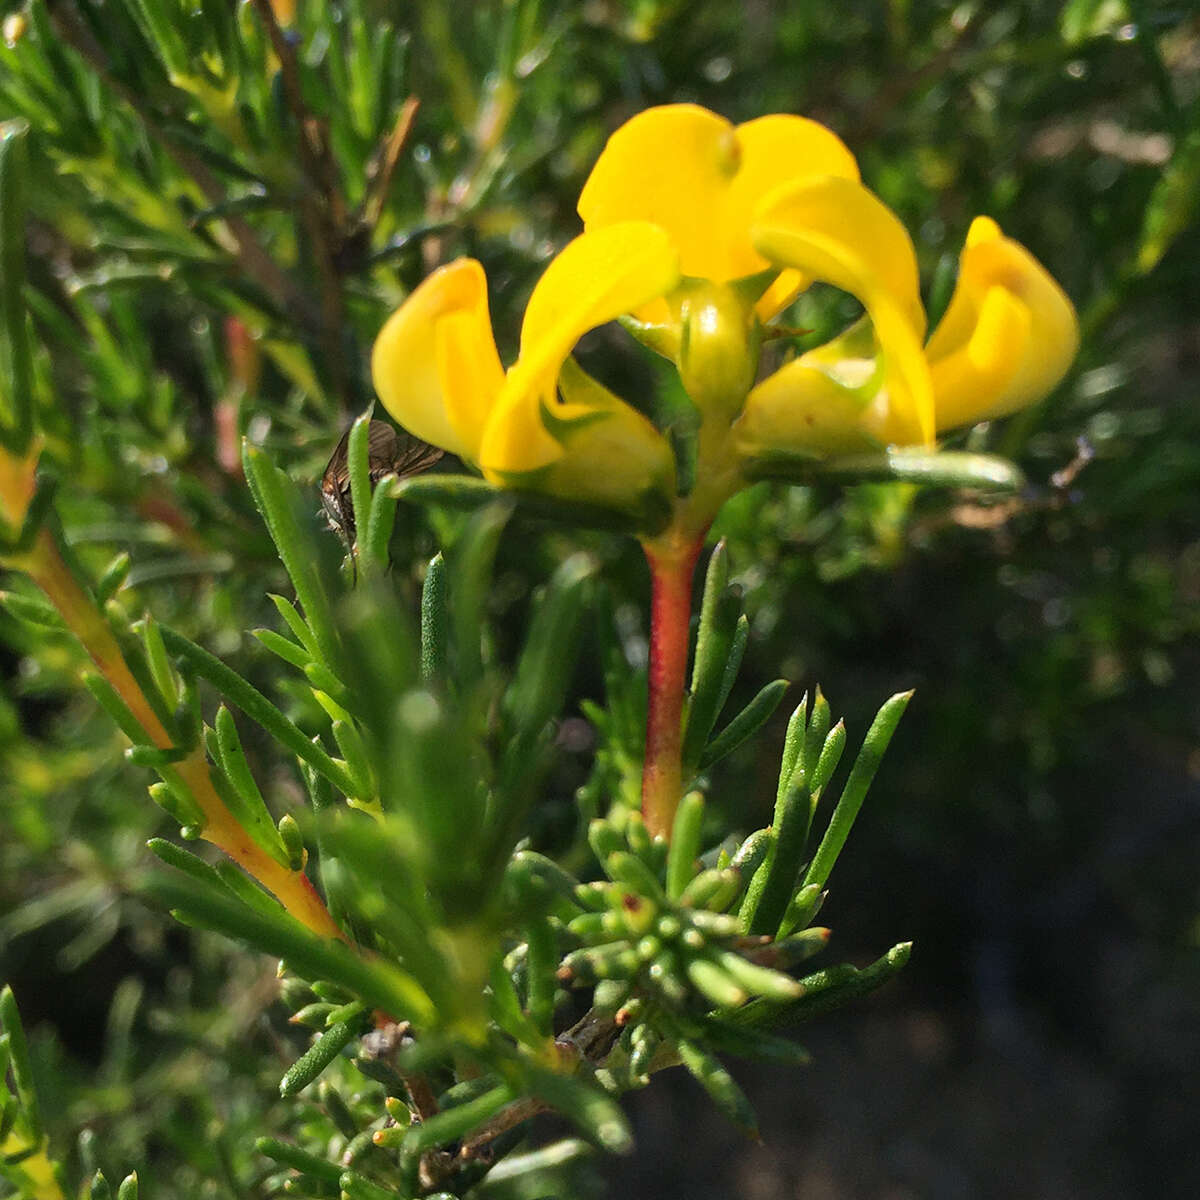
[320,419,443,550]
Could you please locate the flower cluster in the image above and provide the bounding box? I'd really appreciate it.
[372,105,1078,533]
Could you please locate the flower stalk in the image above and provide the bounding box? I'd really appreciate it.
[640,532,704,839]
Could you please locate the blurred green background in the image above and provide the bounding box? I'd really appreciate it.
[1,0,1198,1196]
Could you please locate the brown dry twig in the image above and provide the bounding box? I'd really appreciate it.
[46,1,312,326]
[249,0,353,409]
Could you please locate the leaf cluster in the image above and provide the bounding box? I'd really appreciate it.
[80,445,911,1195]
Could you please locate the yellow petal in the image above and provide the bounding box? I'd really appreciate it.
[724,115,859,280]
[476,377,560,476]
[577,106,739,281]
[480,358,674,515]
[436,310,504,460]
[517,222,680,374]
[734,317,912,458]
[371,259,503,462]
[480,222,677,488]
[735,359,888,460]
[754,269,807,323]
[550,358,676,510]
[926,217,1079,430]
[752,176,933,445]
[577,104,859,281]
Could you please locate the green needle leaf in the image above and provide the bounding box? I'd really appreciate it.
[521,1063,633,1154]
[0,987,42,1143]
[810,721,847,801]
[420,552,449,681]
[346,414,374,554]
[799,687,830,780]
[242,443,341,668]
[83,673,148,745]
[140,871,434,1025]
[803,691,913,893]
[448,500,512,689]
[714,949,804,1002]
[268,594,320,658]
[161,626,357,798]
[279,1015,369,1097]
[504,552,594,740]
[212,705,291,866]
[694,1017,811,1067]
[698,678,789,771]
[746,447,1026,492]
[524,916,558,1036]
[666,790,705,900]
[255,1138,343,1184]
[146,838,220,887]
[685,956,746,1008]
[401,1083,513,1156]
[675,1038,759,1138]
[251,628,311,670]
[339,1171,402,1200]
[742,757,812,936]
[361,469,400,572]
[0,590,67,630]
[733,942,913,1028]
[682,540,741,771]
[776,696,808,810]
[0,121,33,452]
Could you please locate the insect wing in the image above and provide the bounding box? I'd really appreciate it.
[390,432,444,479]
[320,421,443,545]
[365,420,401,481]
[320,429,355,538]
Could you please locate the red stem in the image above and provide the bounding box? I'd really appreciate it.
[641,537,703,839]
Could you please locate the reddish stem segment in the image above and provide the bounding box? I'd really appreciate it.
[20,530,346,942]
[641,537,703,839]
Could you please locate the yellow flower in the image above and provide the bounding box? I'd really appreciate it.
[371,104,1078,529]
[372,223,680,521]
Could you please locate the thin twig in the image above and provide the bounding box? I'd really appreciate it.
[458,1097,549,1159]
[45,1,310,325]
[403,1070,441,1124]
[250,0,348,223]
[844,14,978,142]
[360,96,421,233]
[250,0,351,410]
[456,1010,621,1162]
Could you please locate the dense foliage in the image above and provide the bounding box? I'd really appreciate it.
[0,2,1197,1197]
